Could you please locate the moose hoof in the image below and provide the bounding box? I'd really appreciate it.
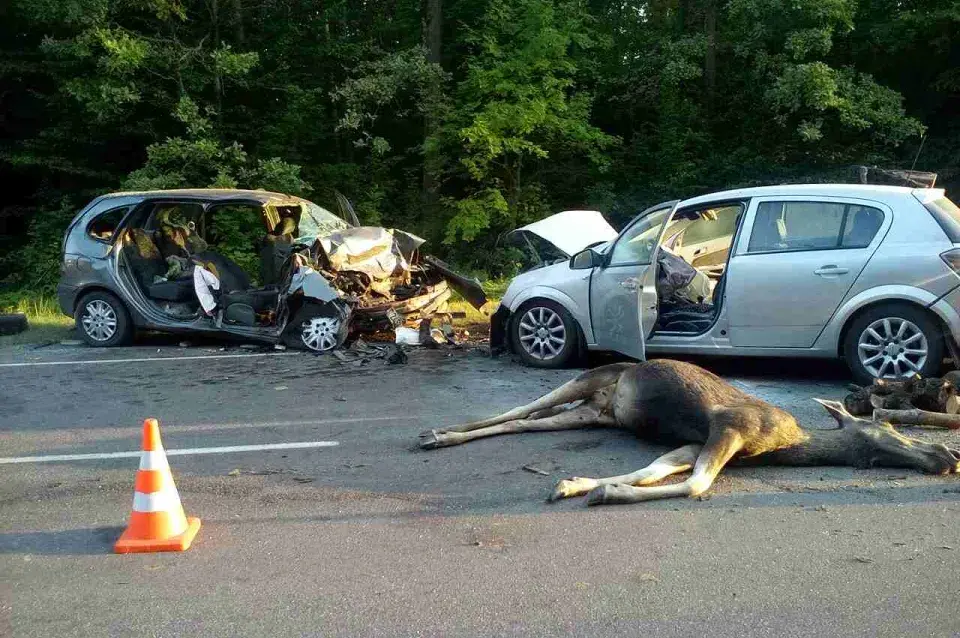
[585,485,612,506]
[548,477,598,502]
[418,429,459,449]
[418,430,443,450]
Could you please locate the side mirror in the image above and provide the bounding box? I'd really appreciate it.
[570,248,602,270]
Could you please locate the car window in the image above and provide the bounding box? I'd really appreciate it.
[676,205,740,247]
[841,205,885,248]
[608,208,671,265]
[298,201,349,241]
[146,203,205,233]
[923,196,960,243]
[748,201,882,253]
[206,204,266,280]
[86,206,130,242]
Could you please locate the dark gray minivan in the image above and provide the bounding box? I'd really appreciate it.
[59,188,358,350]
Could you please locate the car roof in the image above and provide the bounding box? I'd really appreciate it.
[97,188,303,205]
[677,184,936,209]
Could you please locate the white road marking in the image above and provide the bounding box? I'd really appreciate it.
[0,441,339,464]
[0,351,303,369]
[0,415,443,452]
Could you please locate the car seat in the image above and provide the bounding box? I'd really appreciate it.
[656,273,726,333]
[123,229,196,302]
[154,208,207,259]
[655,211,742,333]
[844,208,883,248]
[260,215,297,286]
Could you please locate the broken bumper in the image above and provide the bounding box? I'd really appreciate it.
[352,280,453,333]
[489,303,510,356]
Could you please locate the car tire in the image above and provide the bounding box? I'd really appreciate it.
[0,313,28,336]
[76,291,133,347]
[843,303,944,385]
[510,299,580,369]
[283,300,350,352]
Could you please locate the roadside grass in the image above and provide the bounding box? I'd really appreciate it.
[0,294,76,346]
[447,279,507,336]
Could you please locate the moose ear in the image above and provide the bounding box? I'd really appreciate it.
[813,398,849,425]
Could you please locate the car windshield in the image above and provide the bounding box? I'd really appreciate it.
[296,201,350,242]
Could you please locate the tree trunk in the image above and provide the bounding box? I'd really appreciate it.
[212,0,223,124]
[422,0,443,209]
[704,0,717,113]
[232,0,244,45]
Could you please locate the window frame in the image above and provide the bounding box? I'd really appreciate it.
[142,201,208,236]
[85,205,133,244]
[605,204,676,267]
[741,197,887,256]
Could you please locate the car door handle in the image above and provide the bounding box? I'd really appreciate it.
[619,278,639,291]
[814,265,849,276]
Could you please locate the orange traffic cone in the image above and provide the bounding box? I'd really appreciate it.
[114,418,201,554]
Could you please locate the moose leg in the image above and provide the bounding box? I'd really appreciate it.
[427,363,634,436]
[419,402,617,449]
[548,444,702,501]
[585,428,744,505]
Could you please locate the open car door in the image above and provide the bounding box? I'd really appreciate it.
[589,201,679,361]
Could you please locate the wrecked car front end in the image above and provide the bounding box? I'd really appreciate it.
[300,225,487,348]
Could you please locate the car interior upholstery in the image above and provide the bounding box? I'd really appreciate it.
[654,210,742,333]
[123,204,284,324]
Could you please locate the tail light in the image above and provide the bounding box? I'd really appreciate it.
[941,248,960,276]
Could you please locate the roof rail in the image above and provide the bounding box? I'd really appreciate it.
[854,165,937,188]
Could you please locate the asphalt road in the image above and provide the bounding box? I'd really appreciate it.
[2,339,959,637]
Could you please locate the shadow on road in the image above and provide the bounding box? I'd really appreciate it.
[0,526,122,555]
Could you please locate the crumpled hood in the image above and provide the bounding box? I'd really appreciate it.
[513,210,617,257]
[316,226,418,280]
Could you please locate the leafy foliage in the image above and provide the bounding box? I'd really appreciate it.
[1,0,957,290]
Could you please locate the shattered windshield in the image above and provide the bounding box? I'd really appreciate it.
[296,201,350,242]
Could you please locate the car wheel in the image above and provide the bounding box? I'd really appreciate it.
[510,299,579,368]
[843,303,943,385]
[283,301,350,352]
[76,291,133,347]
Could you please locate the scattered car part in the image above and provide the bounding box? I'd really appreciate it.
[0,313,28,336]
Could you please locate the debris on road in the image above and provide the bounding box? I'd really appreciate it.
[874,407,960,429]
[331,338,409,365]
[844,372,960,429]
[845,373,960,416]
[522,465,551,476]
[0,313,28,335]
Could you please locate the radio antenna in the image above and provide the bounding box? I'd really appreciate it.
[910,133,927,171]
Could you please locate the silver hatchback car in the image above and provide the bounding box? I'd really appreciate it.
[490,183,960,383]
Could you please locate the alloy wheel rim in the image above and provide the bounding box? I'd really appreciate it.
[857,317,928,379]
[81,300,118,342]
[301,316,341,352]
[518,307,566,360]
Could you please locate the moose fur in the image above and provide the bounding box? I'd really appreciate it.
[419,360,960,505]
